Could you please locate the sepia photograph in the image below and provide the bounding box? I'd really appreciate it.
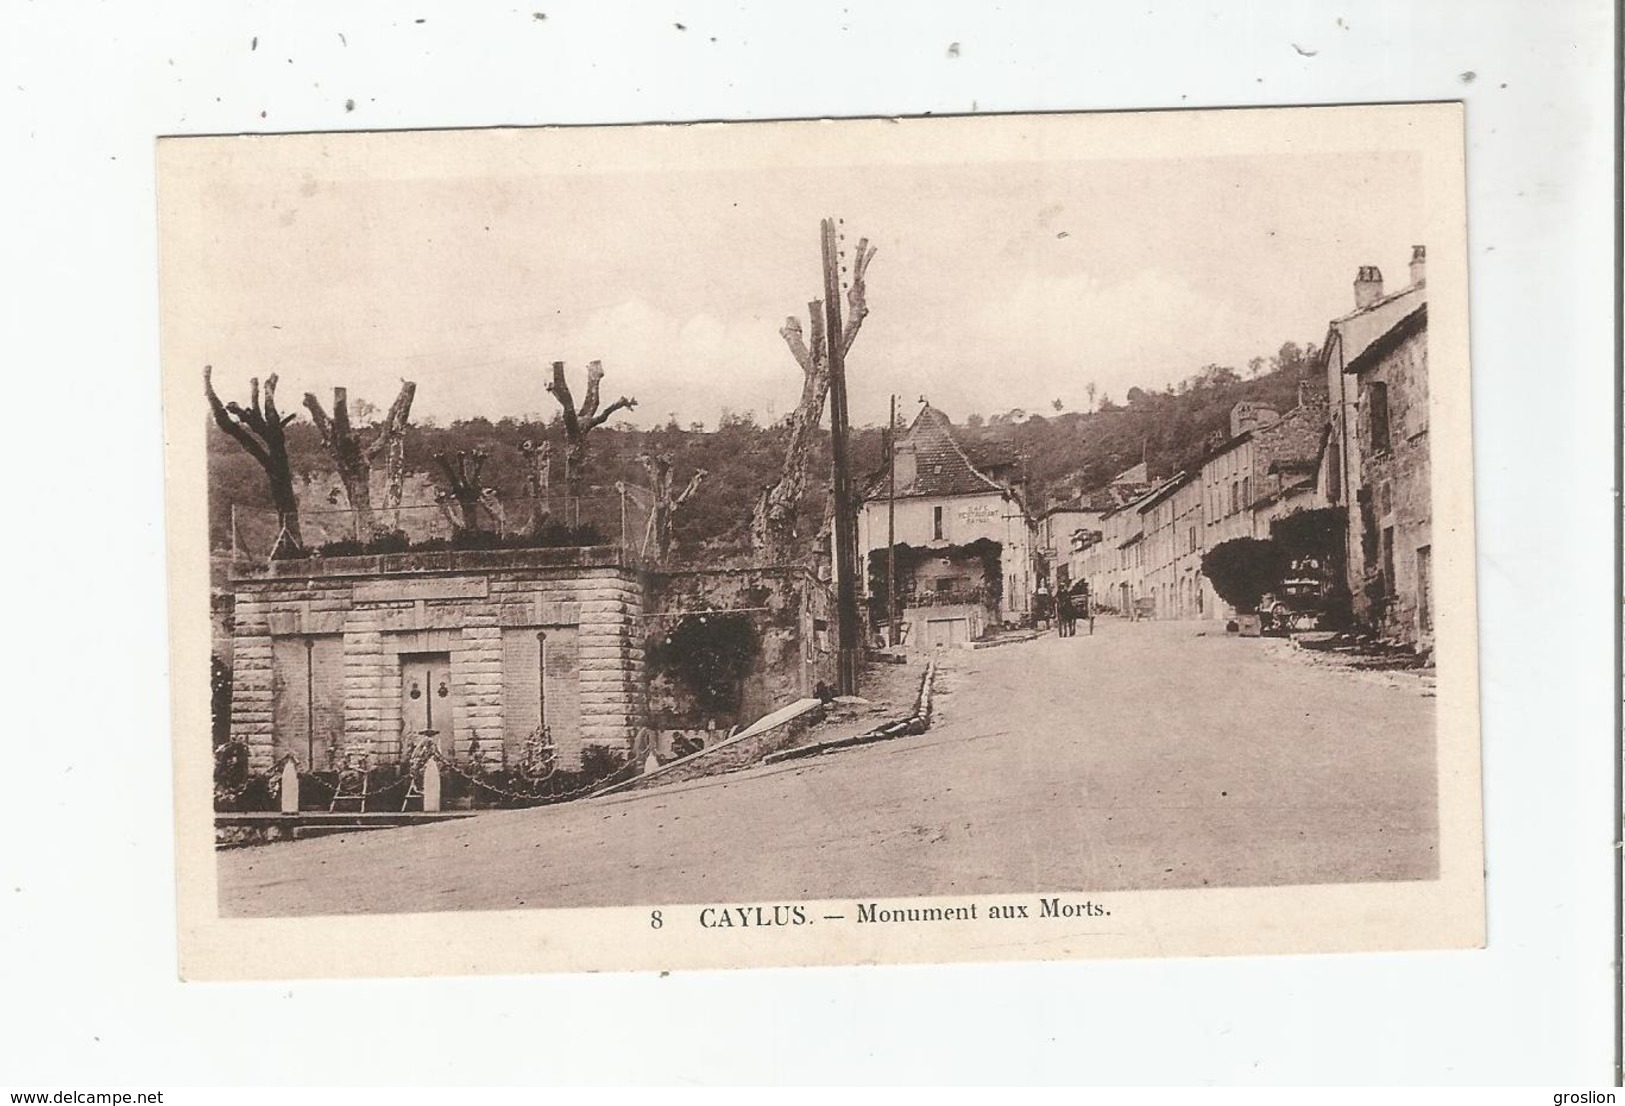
[161,104,1483,978]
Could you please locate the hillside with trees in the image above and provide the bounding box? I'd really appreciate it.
[207,340,1320,556]
[956,340,1322,507]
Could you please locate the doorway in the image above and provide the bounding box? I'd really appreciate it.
[925,617,967,648]
[400,652,455,758]
[271,634,343,771]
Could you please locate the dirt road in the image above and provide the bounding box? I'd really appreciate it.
[219,620,1436,916]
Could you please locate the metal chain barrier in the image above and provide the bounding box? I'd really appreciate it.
[253,731,637,810]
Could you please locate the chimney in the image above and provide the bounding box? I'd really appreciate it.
[1353,265,1384,309]
[1409,244,1426,286]
[893,439,918,492]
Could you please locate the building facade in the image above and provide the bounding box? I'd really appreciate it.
[1068,393,1329,624]
[228,546,644,775]
[854,403,1035,646]
[1076,493,1149,616]
[1038,503,1109,591]
[1138,471,1205,620]
[1346,302,1431,645]
[1319,246,1432,648]
[225,545,840,777]
[1190,395,1330,619]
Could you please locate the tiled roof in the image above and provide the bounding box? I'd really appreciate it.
[866,404,1010,501]
[1111,461,1149,485]
[1136,470,1196,513]
[1250,476,1316,511]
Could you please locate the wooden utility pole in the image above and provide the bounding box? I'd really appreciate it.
[887,393,899,647]
[823,217,861,695]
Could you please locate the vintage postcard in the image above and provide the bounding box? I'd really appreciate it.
[161,103,1483,979]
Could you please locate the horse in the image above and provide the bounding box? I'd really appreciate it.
[1055,590,1077,637]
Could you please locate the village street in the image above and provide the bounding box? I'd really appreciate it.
[220,620,1436,917]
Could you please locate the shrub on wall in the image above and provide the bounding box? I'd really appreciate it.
[210,654,232,748]
[292,521,607,560]
[213,739,249,810]
[648,611,760,715]
[866,538,1004,612]
[1270,506,1343,558]
[213,742,276,812]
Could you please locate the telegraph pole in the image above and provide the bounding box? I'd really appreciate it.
[823,217,861,695]
[886,393,899,648]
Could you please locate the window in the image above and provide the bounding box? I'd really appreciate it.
[1326,441,1342,503]
[1241,476,1251,508]
[932,505,944,540]
[1380,526,1396,598]
[1188,526,1197,553]
[1368,381,1392,453]
[1416,545,1433,632]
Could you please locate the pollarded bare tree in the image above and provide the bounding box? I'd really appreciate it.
[478,487,508,536]
[543,360,637,502]
[371,382,418,526]
[519,438,553,536]
[432,450,488,536]
[204,365,303,554]
[301,380,417,540]
[639,453,707,562]
[751,237,876,562]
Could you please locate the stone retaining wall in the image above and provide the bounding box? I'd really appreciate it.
[642,563,837,758]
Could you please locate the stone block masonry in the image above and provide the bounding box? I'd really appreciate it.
[641,563,837,760]
[1352,325,1432,648]
[228,548,643,774]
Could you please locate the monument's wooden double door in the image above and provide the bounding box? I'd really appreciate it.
[400,652,454,754]
[271,634,344,770]
[393,632,583,762]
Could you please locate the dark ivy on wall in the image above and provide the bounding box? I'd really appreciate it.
[865,538,1004,614]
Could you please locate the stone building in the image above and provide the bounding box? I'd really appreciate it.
[222,517,844,784]
[1036,502,1109,591]
[1318,246,1432,647]
[227,547,643,775]
[1064,393,1327,624]
[1137,471,1204,620]
[854,403,1036,647]
[1192,394,1329,619]
[1345,298,1431,644]
[1075,490,1151,616]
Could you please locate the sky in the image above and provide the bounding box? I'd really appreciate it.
[160,114,1427,430]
